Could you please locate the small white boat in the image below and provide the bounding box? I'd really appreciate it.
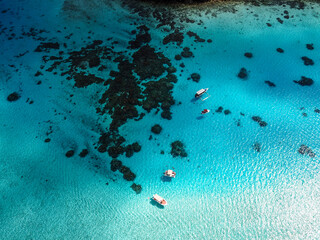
[195,88,210,101]
[164,169,176,178]
[201,109,210,114]
[153,194,167,206]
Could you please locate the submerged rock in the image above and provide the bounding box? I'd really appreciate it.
[191,73,200,82]
[252,116,267,127]
[298,144,315,158]
[224,110,231,115]
[306,43,314,50]
[35,42,60,52]
[79,149,89,158]
[265,80,276,87]
[161,110,172,120]
[293,76,314,86]
[301,56,314,66]
[110,159,122,172]
[215,106,223,113]
[181,47,193,58]
[171,140,187,158]
[120,166,136,181]
[131,183,142,194]
[237,67,248,79]
[163,30,184,45]
[132,142,141,152]
[276,48,284,53]
[7,92,21,102]
[151,124,162,134]
[253,142,261,152]
[244,52,253,58]
[65,150,75,158]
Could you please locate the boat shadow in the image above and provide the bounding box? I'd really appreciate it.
[191,97,199,103]
[196,116,205,120]
[149,200,165,209]
[161,175,172,182]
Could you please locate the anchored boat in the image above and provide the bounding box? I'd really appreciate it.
[152,194,167,206]
[195,88,210,101]
[201,109,210,114]
[164,169,176,178]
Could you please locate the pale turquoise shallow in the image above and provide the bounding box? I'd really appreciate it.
[1,0,320,239]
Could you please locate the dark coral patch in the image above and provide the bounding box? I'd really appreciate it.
[237,68,248,79]
[129,25,151,49]
[35,42,60,52]
[151,124,162,134]
[191,73,200,82]
[244,52,253,58]
[276,48,284,53]
[298,144,315,158]
[132,45,169,80]
[293,76,313,86]
[265,81,276,87]
[301,56,314,66]
[65,150,75,158]
[252,116,267,127]
[171,140,187,158]
[73,72,104,88]
[79,149,89,158]
[110,159,122,172]
[163,30,184,45]
[306,44,314,50]
[186,31,205,43]
[181,47,193,58]
[131,183,142,194]
[7,92,21,102]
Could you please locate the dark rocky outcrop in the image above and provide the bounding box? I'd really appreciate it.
[151,124,162,134]
[298,144,315,158]
[187,31,205,43]
[170,140,187,158]
[293,76,314,86]
[79,149,89,158]
[301,56,314,66]
[35,42,59,52]
[129,25,151,49]
[215,106,223,113]
[191,73,200,82]
[265,80,276,87]
[224,110,231,115]
[181,47,193,58]
[163,30,184,45]
[73,72,104,88]
[131,183,142,194]
[253,142,261,152]
[244,52,253,58]
[237,67,248,79]
[65,150,75,158]
[132,142,141,152]
[252,116,267,127]
[276,48,284,53]
[110,159,123,172]
[306,44,314,50]
[7,92,21,102]
[120,166,136,181]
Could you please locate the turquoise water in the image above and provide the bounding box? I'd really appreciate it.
[1,0,320,239]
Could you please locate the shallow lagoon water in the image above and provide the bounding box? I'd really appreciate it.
[1,0,320,239]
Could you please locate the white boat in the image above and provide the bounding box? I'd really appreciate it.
[153,194,167,206]
[195,88,210,101]
[201,109,210,114]
[164,169,176,178]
